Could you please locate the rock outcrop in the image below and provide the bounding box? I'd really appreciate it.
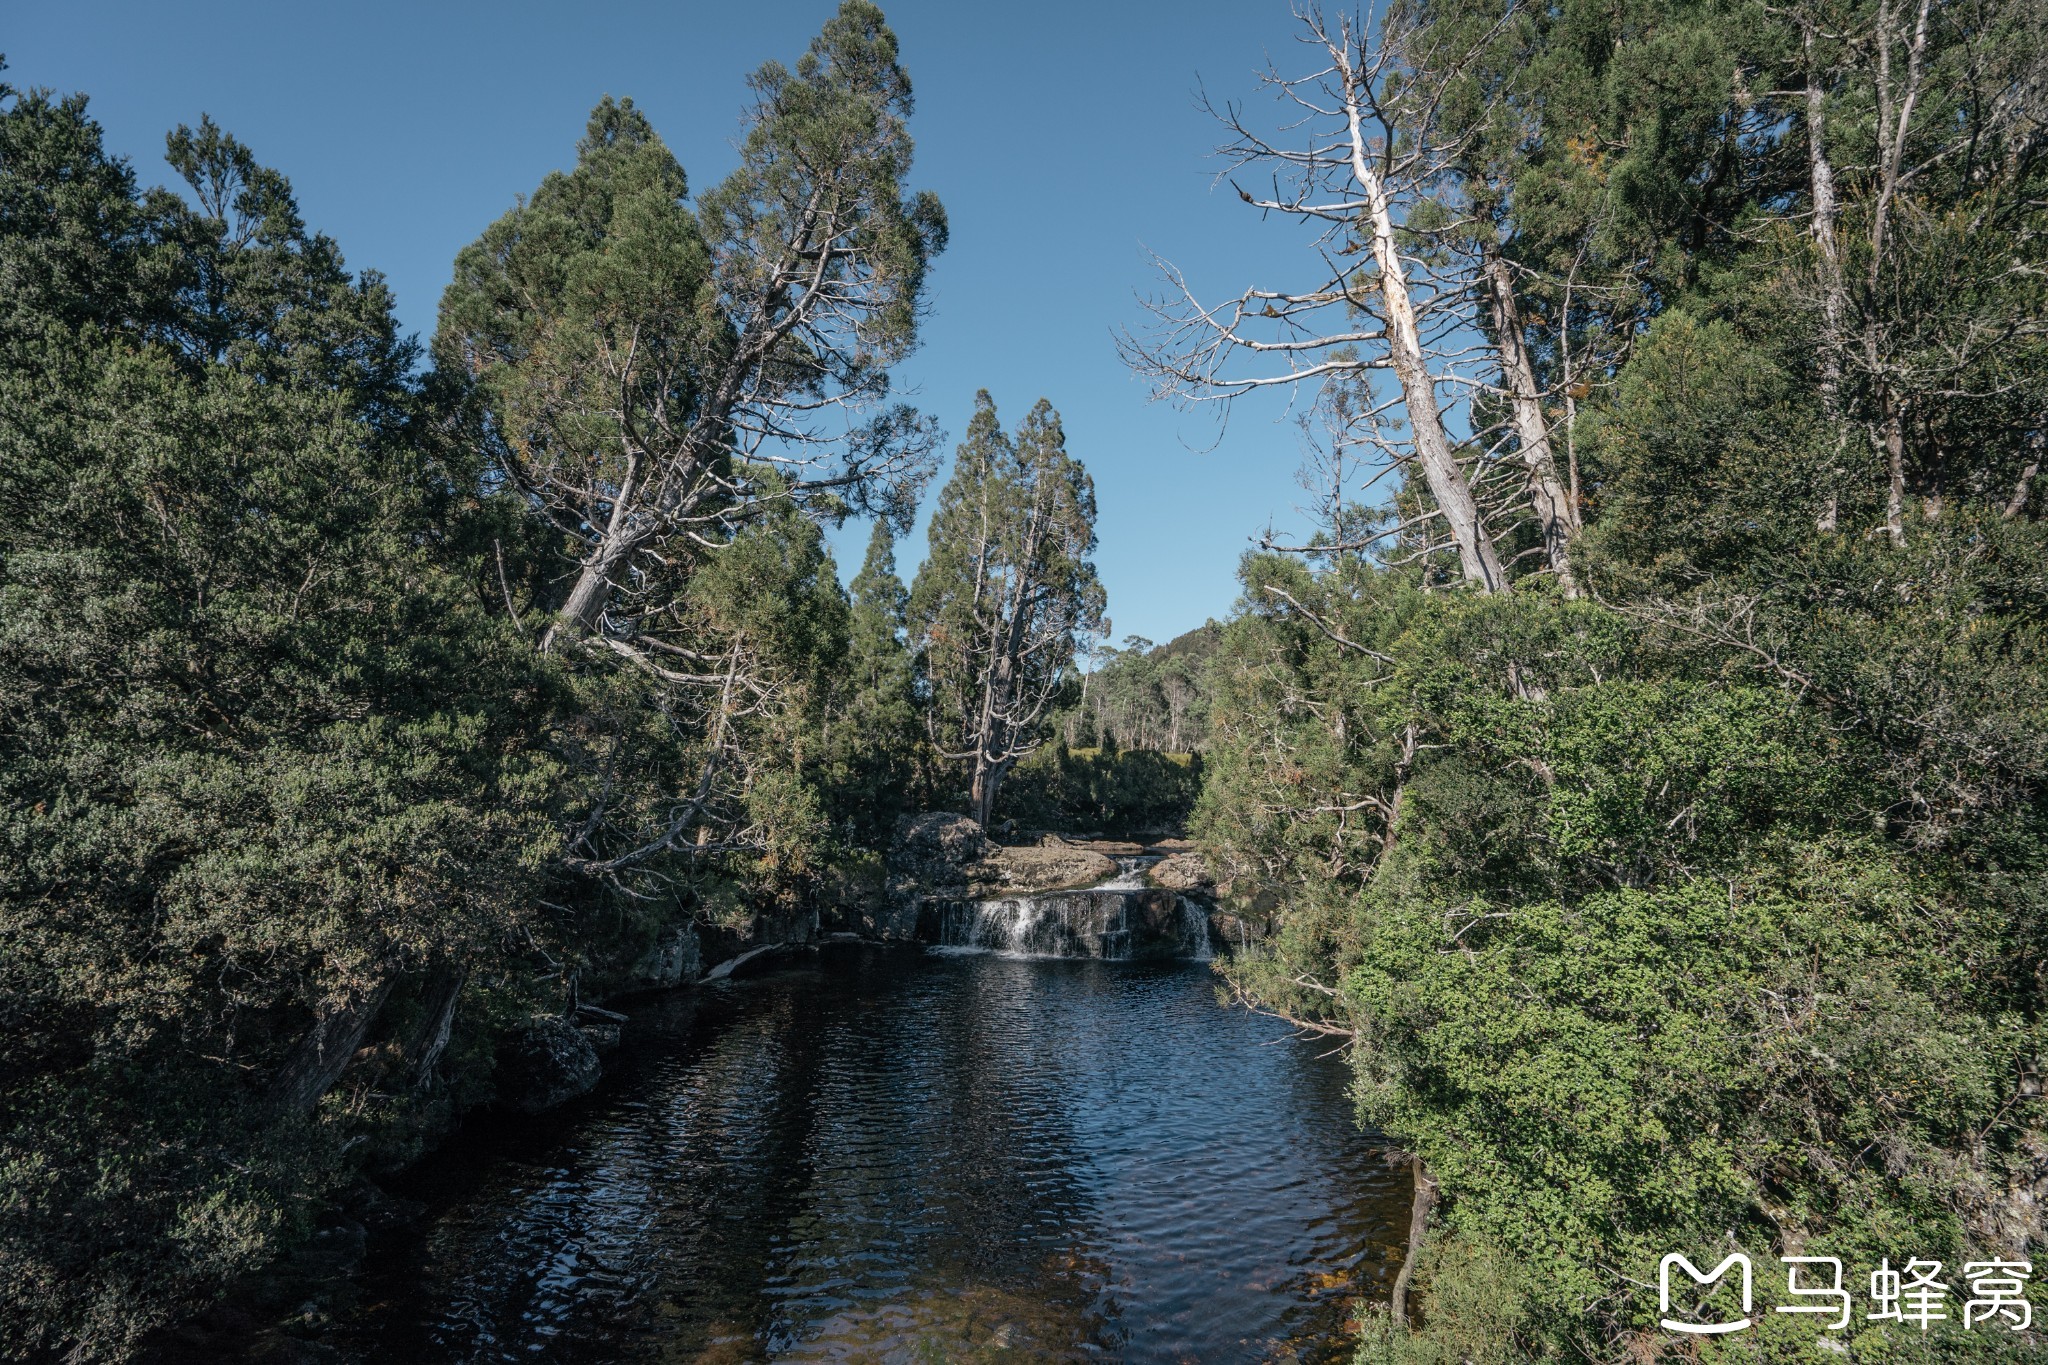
[495,1017,602,1114]
[881,812,992,937]
[887,814,1124,904]
[623,922,702,992]
[1147,851,1216,896]
[971,840,1117,895]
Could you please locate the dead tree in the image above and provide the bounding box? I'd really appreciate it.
[1121,4,1512,593]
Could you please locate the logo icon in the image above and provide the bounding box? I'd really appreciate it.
[1660,1253,1754,1335]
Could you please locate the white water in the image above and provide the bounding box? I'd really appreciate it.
[1089,854,1161,892]
[932,855,1215,962]
[1178,896,1215,962]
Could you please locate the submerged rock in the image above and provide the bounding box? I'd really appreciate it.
[496,1017,601,1114]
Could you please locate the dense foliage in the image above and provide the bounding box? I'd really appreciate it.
[0,89,566,1357]
[0,6,969,1356]
[1178,1,2048,1360]
[994,742,1202,838]
[1060,623,1220,754]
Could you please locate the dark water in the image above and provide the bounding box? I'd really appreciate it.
[340,944,1408,1363]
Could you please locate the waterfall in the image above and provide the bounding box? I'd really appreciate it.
[930,878,1212,962]
[1178,896,1214,962]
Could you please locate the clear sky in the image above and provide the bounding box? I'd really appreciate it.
[13,1,1346,648]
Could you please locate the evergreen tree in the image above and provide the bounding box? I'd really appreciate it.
[821,521,921,841]
[437,0,945,652]
[910,393,1105,827]
[0,88,563,1358]
[434,1,945,885]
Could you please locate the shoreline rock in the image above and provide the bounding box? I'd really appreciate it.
[494,1017,601,1115]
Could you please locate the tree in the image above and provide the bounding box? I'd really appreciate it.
[910,393,1105,827]
[821,520,921,841]
[1780,0,2048,543]
[0,90,561,1357]
[436,0,947,656]
[436,1,946,883]
[1121,5,1510,592]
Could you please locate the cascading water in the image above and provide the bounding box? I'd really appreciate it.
[930,855,1217,961]
[1177,895,1214,962]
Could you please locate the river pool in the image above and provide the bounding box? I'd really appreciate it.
[335,943,1408,1363]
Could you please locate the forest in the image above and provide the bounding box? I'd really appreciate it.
[2,0,2044,1361]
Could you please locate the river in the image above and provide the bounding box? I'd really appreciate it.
[333,943,1409,1363]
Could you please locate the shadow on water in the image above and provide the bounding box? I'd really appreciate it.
[336,944,1410,1363]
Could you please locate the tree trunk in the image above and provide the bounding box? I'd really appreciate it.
[270,974,397,1115]
[407,967,466,1090]
[1480,244,1578,595]
[543,535,632,652]
[2004,446,2041,520]
[1344,86,1507,594]
[1389,1155,1438,1325]
[1803,26,1852,534]
[1881,398,1908,546]
[970,756,1006,830]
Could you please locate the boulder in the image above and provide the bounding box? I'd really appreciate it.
[883,812,995,937]
[1147,851,1215,896]
[890,811,993,878]
[496,1017,601,1114]
[970,842,1117,894]
[624,921,701,992]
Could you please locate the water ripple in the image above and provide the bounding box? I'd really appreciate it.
[340,945,1407,1363]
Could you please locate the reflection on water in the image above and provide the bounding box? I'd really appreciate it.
[340,945,1408,1363]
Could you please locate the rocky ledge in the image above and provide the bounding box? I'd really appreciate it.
[972,839,1117,894]
[1146,851,1215,895]
[885,812,1119,904]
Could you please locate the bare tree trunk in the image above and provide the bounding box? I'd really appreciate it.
[1868,0,1932,549]
[970,759,994,829]
[2004,437,2041,520]
[270,974,397,1115]
[543,532,635,652]
[1480,244,1578,595]
[1389,1155,1438,1325]
[1341,70,1507,594]
[1882,399,1909,546]
[407,968,466,1090]
[1803,25,1853,534]
[971,758,1010,830]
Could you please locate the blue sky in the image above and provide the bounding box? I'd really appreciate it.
[15,0,1348,648]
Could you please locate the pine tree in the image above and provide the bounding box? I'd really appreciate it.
[0,88,562,1357]
[821,521,921,840]
[909,393,1105,827]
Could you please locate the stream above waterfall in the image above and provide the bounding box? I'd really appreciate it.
[330,944,1408,1363]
